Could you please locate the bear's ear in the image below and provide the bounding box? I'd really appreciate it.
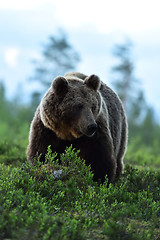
[52,76,68,95]
[84,74,100,91]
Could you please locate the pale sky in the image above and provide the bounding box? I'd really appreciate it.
[1,0,160,32]
[0,0,160,119]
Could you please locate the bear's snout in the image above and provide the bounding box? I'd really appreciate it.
[87,123,97,137]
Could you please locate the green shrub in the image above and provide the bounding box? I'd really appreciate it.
[0,145,160,239]
[0,139,26,166]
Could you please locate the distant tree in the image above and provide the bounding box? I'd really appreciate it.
[0,81,5,101]
[31,30,80,89]
[111,40,147,125]
[138,106,160,145]
[111,40,160,146]
[0,81,12,122]
[0,80,33,126]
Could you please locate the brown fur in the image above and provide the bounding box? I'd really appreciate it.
[27,72,128,183]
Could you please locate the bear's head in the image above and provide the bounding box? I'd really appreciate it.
[40,74,102,141]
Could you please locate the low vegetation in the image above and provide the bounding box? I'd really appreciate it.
[0,139,159,240]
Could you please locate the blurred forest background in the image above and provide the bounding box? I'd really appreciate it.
[0,31,160,168]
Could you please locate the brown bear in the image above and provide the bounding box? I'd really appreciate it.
[27,72,128,183]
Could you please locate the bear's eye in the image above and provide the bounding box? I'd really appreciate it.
[74,104,83,112]
[92,104,96,112]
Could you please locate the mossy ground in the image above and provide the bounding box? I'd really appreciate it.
[0,141,160,240]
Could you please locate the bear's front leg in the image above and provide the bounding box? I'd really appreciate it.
[27,108,58,163]
[73,134,117,184]
[91,135,117,183]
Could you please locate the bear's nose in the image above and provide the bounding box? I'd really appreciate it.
[87,123,98,136]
